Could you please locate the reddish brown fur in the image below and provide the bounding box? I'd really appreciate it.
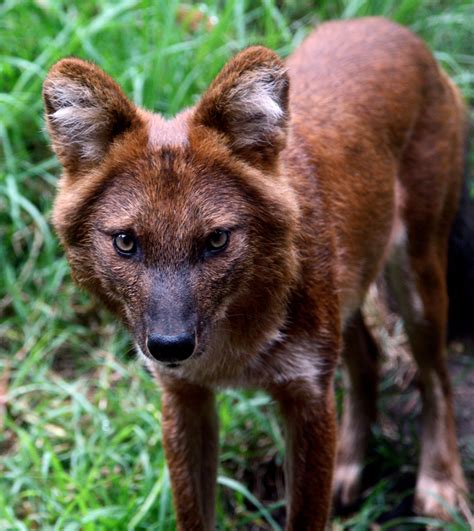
[44,17,469,529]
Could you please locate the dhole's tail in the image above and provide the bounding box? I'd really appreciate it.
[447,126,474,341]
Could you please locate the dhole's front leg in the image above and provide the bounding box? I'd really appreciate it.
[274,381,337,531]
[160,382,218,531]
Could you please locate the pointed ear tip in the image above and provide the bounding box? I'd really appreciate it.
[238,45,286,71]
[44,57,98,85]
[43,58,109,107]
[43,58,93,112]
[240,45,280,58]
[47,57,80,73]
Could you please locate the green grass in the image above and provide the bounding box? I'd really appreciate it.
[1,0,473,528]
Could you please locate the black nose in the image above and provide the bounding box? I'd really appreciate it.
[146,332,195,363]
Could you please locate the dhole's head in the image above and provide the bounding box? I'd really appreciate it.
[43,48,300,379]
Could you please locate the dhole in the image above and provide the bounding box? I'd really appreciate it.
[43,17,473,529]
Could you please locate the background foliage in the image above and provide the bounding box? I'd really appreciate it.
[1,0,473,529]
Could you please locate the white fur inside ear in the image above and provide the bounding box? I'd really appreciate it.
[46,79,108,162]
[227,67,287,149]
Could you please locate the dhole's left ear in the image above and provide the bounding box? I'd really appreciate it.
[193,46,289,168]
[43,58,140,173]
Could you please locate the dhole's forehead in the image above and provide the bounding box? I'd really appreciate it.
[95,147,253,231]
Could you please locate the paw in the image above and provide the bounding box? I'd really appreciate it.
[415,474,472,523]
[332,462,362,510]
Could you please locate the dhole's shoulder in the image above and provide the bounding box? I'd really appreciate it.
[285,16,446,137]
[307,16,425,48]
[287,16,432,72]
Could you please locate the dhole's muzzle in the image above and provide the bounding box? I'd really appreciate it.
[144,271,197,364]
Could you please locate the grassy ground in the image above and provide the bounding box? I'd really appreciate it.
[1,0,473,529]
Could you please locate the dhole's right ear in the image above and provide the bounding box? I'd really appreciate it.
[43,58,139,173]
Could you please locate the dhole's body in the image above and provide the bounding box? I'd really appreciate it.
[44,17,470,530]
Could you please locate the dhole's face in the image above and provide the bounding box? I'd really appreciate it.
[44,49,298,375]
[66,144,290,369]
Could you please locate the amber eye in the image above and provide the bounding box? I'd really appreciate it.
[113,233,137,255]
[206,229,230,253]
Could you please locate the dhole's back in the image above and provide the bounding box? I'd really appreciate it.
[285,17,466,323]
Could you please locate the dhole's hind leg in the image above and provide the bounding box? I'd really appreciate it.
[333,310,379,509]
[385,240,468,520]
